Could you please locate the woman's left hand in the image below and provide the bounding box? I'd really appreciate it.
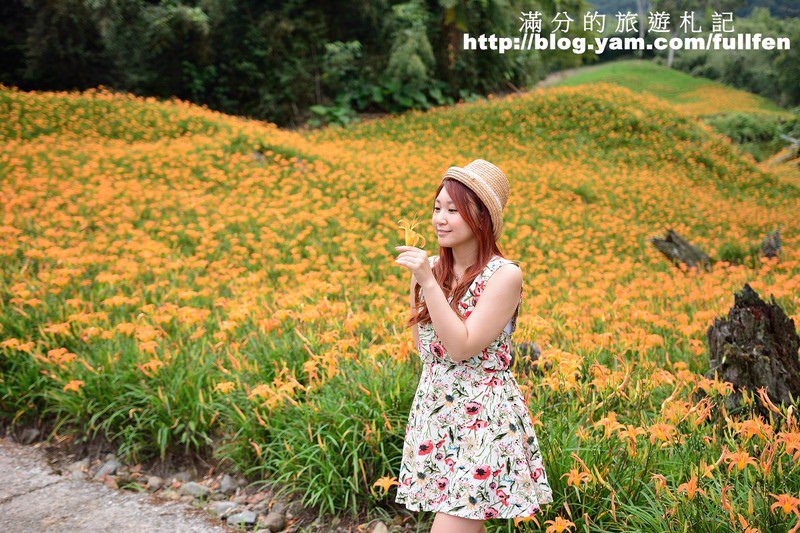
[394,246,434,286]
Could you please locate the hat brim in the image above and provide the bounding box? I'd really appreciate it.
[442,167,504,240]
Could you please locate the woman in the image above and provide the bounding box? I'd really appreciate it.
[393,159,553,532]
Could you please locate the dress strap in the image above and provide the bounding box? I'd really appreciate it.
[482,256,522,335]
[481,256,520,279]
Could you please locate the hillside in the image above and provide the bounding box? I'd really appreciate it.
[542,59,786,117]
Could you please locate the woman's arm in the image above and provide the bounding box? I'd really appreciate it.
[419,264,522,361]
[410,272,420,348]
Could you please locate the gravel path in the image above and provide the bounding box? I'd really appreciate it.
[0,436,231,533]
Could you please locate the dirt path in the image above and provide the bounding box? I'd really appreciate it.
[0,436,231,532]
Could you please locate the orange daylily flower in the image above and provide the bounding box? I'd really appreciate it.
[676,473,706,501]
[770,493,800,516]
[397,217,426,248]
[63,379,85,392]
[561,467,592,488]
[722,448,758,473]
[544,516,575,533]
[372,475,399,495]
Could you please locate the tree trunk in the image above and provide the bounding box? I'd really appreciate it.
[636,0,647,58]
[667,28,676,67]
[693,283,800,425]
[649,229,712,272]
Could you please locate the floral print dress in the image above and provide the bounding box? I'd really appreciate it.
[395,255,553,519]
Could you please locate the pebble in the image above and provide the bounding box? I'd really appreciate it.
[93,458,121,479]
[219,473,237,494]
[179,481,211,498]
[146,475,163,491]
[258,511,286,532]
[226,510,257,527]
[208,500,239,517]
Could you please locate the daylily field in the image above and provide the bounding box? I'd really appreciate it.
[1,70,800,532]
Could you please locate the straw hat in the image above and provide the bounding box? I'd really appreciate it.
[441,159,510,240]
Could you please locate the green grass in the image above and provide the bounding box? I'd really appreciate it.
[549,59,786,114]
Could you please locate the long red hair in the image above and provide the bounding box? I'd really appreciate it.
[407,178,505,328]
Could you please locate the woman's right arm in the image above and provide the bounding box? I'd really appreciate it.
[410,272,419,348]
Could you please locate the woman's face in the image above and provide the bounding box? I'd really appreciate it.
[432,187,472,247]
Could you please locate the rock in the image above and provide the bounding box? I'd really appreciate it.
[208,500,239,518]
[67,458,89,479]
[695,282,800,420]
[233,494,248,504]
[258,511,285,532]
[19,427,40,444]
[172,470,192,483]
[67,458,89,473]
[208,491,228,501]
[512,342,543,376]
[219,473,237,494]
[93,458,121,479]
[761,228,781,258]
[251,499,270,514]
[227,510,257,527]
[270,501,287,515]
[284,500,305,520]
[372,522,389,533]
[147,475,164,491]
[161,488,181,501]
[180,481,211,498]
[650,229,712,272]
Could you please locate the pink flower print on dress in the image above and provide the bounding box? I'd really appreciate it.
[465,419,488,431]
[435,477,449,491]
[484,375,503,387]
[496,488,510,507]
[418,440,434,455]
[473,465,491,480]
[484,508,500,519]
[430,342,446,360]
[464,401,483,416]
[495,348,511,371]
[473,279,485,297]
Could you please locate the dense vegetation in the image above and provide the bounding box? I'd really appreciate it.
[589,0,799,18]
[3,0,797,130]
[664,7,800,109]
[0,0,583,128]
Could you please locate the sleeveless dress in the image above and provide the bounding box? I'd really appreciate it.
[395,255,553,519]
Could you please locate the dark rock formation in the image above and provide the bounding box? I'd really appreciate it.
[694,283,800,425]
[650,229,712,272]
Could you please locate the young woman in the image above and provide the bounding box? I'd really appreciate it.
[393,159,553,532]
